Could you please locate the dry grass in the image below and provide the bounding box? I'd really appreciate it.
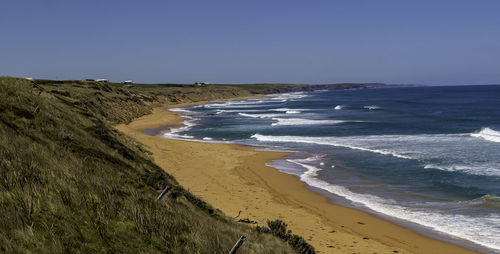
[0,77,294,253]
[0,77,369,253]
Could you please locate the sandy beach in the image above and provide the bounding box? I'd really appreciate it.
[116,100,478,254]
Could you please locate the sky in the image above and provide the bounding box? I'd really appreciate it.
[1,0,499,85]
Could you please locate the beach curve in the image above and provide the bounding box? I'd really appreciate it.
[116,100,478,254]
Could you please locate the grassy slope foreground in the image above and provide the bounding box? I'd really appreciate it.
[0,77,372,253]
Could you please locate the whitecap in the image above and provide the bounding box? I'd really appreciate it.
[252,133,500,177]
[364,105,381,110]
[169,107,193,113]
[269,92,310,101]
[251,134,414,159]
[238,113,282,118]
[285,159,500,251]
[270,118,347,126]
[471,128,500,143]
[424,164,500,177]
[216,109,264,114]
[271,108,308,112]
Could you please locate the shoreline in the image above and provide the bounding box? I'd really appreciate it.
[116,98,480,254]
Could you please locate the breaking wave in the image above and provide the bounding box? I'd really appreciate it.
[271,108,307,112]
[252,133,500,177]
[202,98,286,109]
[471,128,500,143]
[252,134,412,159]
[423,164,500,177]
[270,118,348,126]
[285,159,500,251]
[215,109,263,114]
[238,113,283,118]
[364,105,381,110]
[269,92,310,100]
[169,107,192,113]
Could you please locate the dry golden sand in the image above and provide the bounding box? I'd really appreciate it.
[116,100,478,254]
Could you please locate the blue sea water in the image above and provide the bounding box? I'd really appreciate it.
[164,85,500,252]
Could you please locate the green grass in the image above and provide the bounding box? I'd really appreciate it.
[0,77,298,253]
[0,77,370,253]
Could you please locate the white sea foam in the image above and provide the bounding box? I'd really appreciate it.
[202,137,213,141]
[204,103,263,109]
[162,108,200,139]
[238,113,282,118]
[270,118,347,126]
[269,92,310,101]
[252,133,500,177]
[252,134,412,159]
[364,105,381,110]
[334,105,345,110]
[162,131,195,140]
[286,159,500,251]
[163,120,195,137]
[225,100,265,105]
[424,164,500,177]
[471,128,500,143]
[216,109,264,114]
[271,108,308,112]
[286,110,301,114]
[202,99,282,109]
[169,107,192,113]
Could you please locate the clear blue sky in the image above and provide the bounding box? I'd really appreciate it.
[1,0,499,85]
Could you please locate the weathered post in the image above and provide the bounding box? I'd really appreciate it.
[156,186,170,201]
[233,210,242,219]
[229,235,247,254]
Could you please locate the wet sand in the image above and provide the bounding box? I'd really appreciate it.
[116,100,478,254]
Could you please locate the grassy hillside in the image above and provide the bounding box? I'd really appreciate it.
[0,77,369,253]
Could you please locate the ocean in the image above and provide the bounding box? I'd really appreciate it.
[164,85,500,252]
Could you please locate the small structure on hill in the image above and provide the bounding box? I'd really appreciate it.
[83,78,95,81]
[122,80,133,84]
[194,82,210,86]
[96,79,108,83]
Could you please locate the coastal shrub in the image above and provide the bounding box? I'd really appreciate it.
[255,225,270,233]
[256,219,316,254]
[288,234,315,254]
[267,219,291,241]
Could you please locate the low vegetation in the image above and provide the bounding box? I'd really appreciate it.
[257,220,316,254]
[0,77,372,253]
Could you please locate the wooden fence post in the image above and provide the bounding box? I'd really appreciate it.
[229,235,247,254]
[156,186,170,201]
